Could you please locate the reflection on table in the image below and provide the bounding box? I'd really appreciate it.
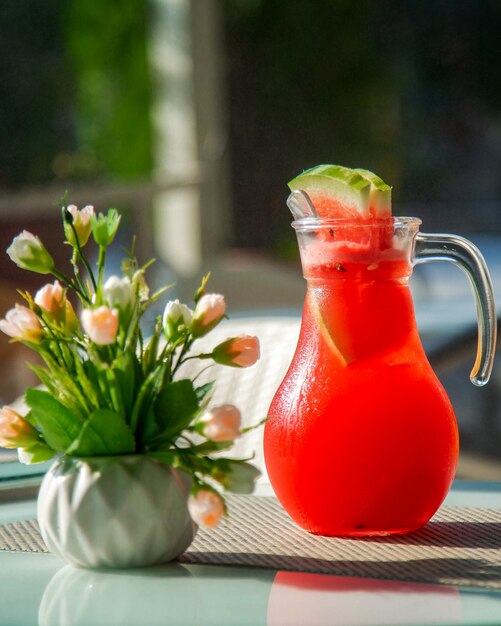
[268,572,462,626]
[29,560,501,626]
[2,483,501,625]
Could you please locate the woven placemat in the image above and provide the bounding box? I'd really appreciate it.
[2,495,501,590]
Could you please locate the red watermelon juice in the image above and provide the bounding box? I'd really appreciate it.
[264,217,459,536]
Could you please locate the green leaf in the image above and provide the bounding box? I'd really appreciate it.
[194,272,211,303]
[93,363,122,409]
[113,359,136,417]
[39,351,90,414]
[214,459,261,494]
[83,360,108,407]
[28,365,58,394]
[142,329,161,376]
[190,440,234,454]
[147,284,173,308]
[130,364,165,433]
[146,450,178,467]
[105,368,126,416]
[195,381,215,402]
[18,442,56,465]
[153,379,199,441]
[240,416,269,434]
[29,364,83,417]
[73,357,100,410]
[148,449,208,476]
[22,410,38,428]
[25,388,84,453]
[137,407,158,449]
[67,409,136,457]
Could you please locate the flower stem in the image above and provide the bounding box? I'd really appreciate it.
[67,222,97,293]
[96,245,107,302]
[51,268,92,305]
[171,338,193,377]
[71,248,88,297]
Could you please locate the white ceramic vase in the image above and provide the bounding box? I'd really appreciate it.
[37,455,197,569]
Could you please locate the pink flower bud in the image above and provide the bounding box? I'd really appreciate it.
[191,294,226,337]
[35,280,65,320]
[212,334,260,367]
[65,205,94,247]
[81,306,119,345]
[188,489,224,528]
[0,304,43,343]
[0,407,38,449]
[199,404,241,442]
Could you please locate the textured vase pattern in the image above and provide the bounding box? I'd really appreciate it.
[37,455,197,569]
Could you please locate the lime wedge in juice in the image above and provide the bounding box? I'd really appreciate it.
[288,164,392,220]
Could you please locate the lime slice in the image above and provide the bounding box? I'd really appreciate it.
[307,290,348,366]
[288,164,392,219]
[353,168,392,218]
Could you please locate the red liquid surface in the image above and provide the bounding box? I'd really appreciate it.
[264,256,459,536]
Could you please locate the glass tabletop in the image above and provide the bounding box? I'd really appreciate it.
[2,480,501,626]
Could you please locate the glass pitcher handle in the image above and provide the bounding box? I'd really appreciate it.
[414,233,497,386]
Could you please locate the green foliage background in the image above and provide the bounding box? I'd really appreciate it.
[65,0,153,180]
[0,0,152,187]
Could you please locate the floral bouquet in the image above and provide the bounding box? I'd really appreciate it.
[0,203,262,529]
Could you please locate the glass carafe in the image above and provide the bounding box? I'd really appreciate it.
[264,214,496,537]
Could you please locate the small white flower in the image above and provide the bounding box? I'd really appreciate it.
[103,276,134,320]
[7,231,54,274]
[163,299,193,341]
